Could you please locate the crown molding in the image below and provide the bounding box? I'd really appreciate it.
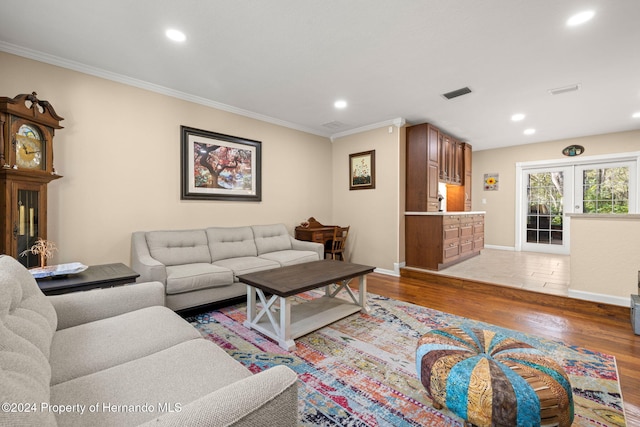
[1,42,409,143]
[0,41,330,138]
[330,117,406,142]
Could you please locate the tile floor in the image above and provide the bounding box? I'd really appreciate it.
[428,248,570,296]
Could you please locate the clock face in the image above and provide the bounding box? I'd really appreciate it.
[15,124,44,170]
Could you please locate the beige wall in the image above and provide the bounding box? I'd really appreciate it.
[472,130,640,247]
[0,52,333,266]
[569,215,640,302]
[331,125,403,273]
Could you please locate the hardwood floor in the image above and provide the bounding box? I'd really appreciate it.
[364,271,640,426]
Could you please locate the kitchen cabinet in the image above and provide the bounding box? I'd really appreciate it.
[406,123,440,212]
[407,123,472,212]
[473,214,485,251]
[405,213,484,270]
[438,133,463,185]
[443,142,473,212]
[463,143,472,211]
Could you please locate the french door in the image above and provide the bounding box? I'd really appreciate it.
[521,167,572,254]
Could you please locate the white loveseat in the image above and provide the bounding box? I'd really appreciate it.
[131,223,323,311]
[0,255,298,427]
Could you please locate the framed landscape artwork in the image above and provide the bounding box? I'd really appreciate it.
[180,126,262,201]
[349,150,376,190]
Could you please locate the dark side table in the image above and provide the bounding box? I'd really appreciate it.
[36,263,139,295]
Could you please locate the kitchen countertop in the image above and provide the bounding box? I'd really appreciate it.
[404,211,486,215]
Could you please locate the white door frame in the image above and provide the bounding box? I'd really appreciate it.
[518,166,573,254]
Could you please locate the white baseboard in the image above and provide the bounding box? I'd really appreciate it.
[567,289,631,307]
[374,268,399,277]
[374,262,404,277]
[484,245,516,251]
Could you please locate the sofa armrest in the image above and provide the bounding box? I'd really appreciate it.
[289,236,323,260]
[131,231,167,284]
[48,281,165,330]
[139,365,298,427]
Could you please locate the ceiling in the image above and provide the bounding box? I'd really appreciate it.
[1,1,639,151]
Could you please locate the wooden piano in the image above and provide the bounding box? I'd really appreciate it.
[295,217,339,246]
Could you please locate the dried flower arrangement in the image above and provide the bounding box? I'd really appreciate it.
[20,238,57,268]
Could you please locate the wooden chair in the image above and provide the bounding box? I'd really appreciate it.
[324,226,350,261]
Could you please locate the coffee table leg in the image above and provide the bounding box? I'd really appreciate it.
[244,286,296,351]
[278,296,295,351]
[325,275,370,313]
[358,275,370,313]
[244,284,257,326]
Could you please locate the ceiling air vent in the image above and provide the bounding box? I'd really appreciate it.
[442,87,472,100]
[549,84,581,95]
[322,121,345,129]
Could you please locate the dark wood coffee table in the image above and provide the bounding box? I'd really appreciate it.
[36,263,139,295]
[237,260,375,350]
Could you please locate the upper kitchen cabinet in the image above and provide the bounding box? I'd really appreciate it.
[446,141,473,212]
[439,133,463,185]
[406,123,440,212]
[406,123,472,212]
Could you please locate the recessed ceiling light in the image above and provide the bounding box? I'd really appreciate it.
[633,112,640,119]
[511,113,525,122]
[334,100,347,109]
[524,128,536,136]
[166,29,186,42]
[567,10,595,26]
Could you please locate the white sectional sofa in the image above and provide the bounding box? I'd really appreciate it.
[131,223,323,311]
[0,254,298,427]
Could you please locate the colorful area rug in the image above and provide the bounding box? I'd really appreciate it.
[187,292,626,426]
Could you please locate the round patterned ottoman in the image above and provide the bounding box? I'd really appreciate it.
[416,327,574,427]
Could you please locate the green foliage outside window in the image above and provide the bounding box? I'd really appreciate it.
[528,172,564,225]
[582,167,629,214]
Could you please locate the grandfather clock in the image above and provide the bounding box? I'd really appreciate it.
[0,92,63,267]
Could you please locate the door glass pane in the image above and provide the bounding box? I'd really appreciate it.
[527,172,563,245]
[582,167,629,214]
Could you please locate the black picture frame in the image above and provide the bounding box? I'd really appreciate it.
[180,126,262,201]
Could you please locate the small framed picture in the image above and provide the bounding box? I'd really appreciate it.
[180,126,261,201]
[349,150,375,190]
[484,173,499,191]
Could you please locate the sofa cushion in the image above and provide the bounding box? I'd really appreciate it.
[213,257,280,281]
[0,255,58,427]
[51,339,252,427]
[251,224,292,255]
[50,306,202,385]
[206,226,257,262]
[165,263,234,295]
[260,250,320,266]
[146,230,211,266]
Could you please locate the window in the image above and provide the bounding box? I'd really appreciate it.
[580,165,630,214]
